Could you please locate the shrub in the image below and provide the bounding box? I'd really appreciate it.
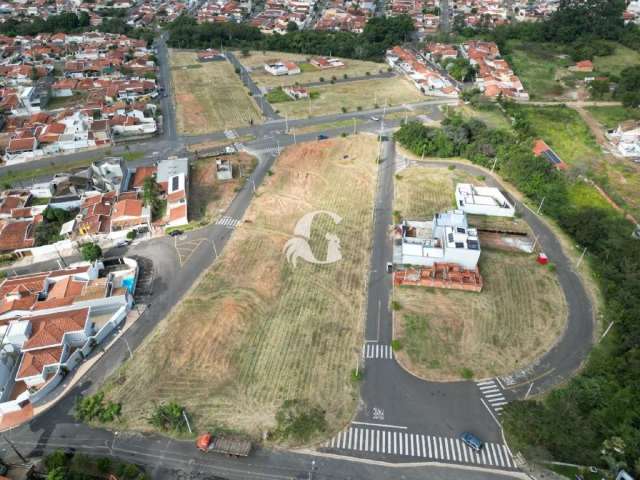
[149,402,190,433]
[126,230,137,240]
[460,368,474,380]
[75,392,121,423]
[343,73,348,79]
[391,300,402,311]
[96,457,112,474]
[447,164,456,170]
[391,339,402,351]
[351,368,364,381]
[274,399,327,442]
[81,242,103,262]
[341,106,347,113]
[357,106,362,111]
[319,76,325,82]
[365,71,371,76]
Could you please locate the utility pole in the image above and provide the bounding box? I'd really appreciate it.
[576,247,587,268]
[491,156,498,173]
[212,239,218,258]
[285,113,289,133]
[536,196,545,214]
[353,117,357,135]
[2,434,27,463]
[292,129,296,144]
[182,410,192,434]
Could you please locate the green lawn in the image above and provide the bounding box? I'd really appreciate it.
[567,182,616,211]
[516,105,602,166]
[547,463,602,480]
[266,87,293,104]
[454,104,512,130]
[593,42,640,76]
[586,106,640,129]
[505,41,571,99]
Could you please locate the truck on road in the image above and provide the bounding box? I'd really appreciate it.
[195,433,252,457]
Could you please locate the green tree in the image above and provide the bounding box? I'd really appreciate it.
[80,243,102,262]
[589,79,609,99]
[47,467,66,480]
[286,21,298,32]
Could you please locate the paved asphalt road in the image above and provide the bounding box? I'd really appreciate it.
[0,51,595,479]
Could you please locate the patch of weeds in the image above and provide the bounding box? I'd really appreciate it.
[391,339,403,351]
[460,368,474,380]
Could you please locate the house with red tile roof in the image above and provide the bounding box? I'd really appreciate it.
[0,258,138,422]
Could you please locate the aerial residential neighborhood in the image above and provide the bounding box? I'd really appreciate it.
[0,0,638,479]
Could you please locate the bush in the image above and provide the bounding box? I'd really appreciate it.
[365,71,371,76]
[96,457,112,473]
[274,399,327,442]
[391,339,402,351]
[319,76,324,82]
[126,230,137,241]
[149,402,190,433]
[341,106,347,113]
[460,368,474,380]
[75,392,121,423]
[80,242,103,262]
[391,300,402,310]
[343,73,348,79]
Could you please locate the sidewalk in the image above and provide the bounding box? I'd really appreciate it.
[0,305,147,432]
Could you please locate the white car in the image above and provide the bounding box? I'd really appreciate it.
[371,116,380,121]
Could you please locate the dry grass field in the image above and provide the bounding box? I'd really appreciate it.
[170,50,262,135]
[237,50,387,88]
[189,153,257,224]
[393,166,567,380]
[104,136,378,441]
[274,77,426,119]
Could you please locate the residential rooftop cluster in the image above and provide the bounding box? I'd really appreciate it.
[0,31,161,165]
[314,0,373,33]
[0,156,189,257]
[250,0,316,33]
[386,0,439,37]
[0,258,138,428]
[386,46,459,98]
[460,40,528,99]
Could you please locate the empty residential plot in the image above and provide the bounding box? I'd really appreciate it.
[275,77,426,119]
[104,136,378,441]
[169,50,262,135]
[394,167,479,219]
[392,166,567,380]
[238,50,386,88]
[190,153,258,224]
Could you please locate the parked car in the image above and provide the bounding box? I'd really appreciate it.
[460,432,483,451]
[370,116,380,121]
[317,134,328,140]
[115,240,130,248]
[168,229,184,237]
[386,262,393,273]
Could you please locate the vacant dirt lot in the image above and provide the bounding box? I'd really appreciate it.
[104,136,378,441]
[393,166,567,380]
[238,50,387,88]
[190,153,257,223]
[274,77,426,119]
[170,50,262,134]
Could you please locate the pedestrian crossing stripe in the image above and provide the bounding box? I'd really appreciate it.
[323,426,516,469]
[216,216,240,228]
[362,343,393,359]
[477,379,508,413]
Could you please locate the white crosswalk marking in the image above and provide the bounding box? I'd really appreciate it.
[323,425,517,470]
[476,379,508,414]
[216,216,240,228]
[362,343,394,359]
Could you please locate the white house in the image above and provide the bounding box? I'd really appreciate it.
[264,61,301,76]
[608,120,640,157]
[455,183,515,217]
[394,210,481,269]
